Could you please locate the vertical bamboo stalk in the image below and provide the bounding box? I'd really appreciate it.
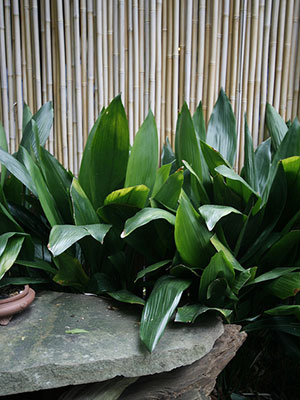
[51,0,59,160]
[220,0,229,90]
[179,0,185,109]
[166,0,173,142]
[161,0,167,143]
[96,0,104,110]
[207,0,218,116]
[114,0,119,96]
[252,0,265,148]
[190,0,198,114]
[102,0,108,105]
[64,0,74,171]
[196,0,205,103]
[229,0,239,115]
[292,14,300,118]
[128,0,134,141]
[149,0,156,112]
[144,0,150,114]
[40,0,48,106]
[215,0,222,100]
[57,0,68,167]
[87,0,94,132]
[225,0,233,96]
[287,0,299,121]
[0,0,9,147]
[12,0,22,143]
[267,0,280,105]
[247,0,259,133]
[139,0,145,123]
[184,0,193,107]
[81,0,88,142]
[108,0,113,100]
[172,0,179,144]
[4,0,15,148]
[155,0,162,147]
[20,0,27,105]
[24,0,33,111]
[45,0,54,153]
[202,0,211,122]
[119,0,125,105]
[124,0,128,108]
[259,0,272,143]
[133,0,139,135]
[74,0,83,165]
[71,1,78,173]
[280,0,294,120]
[273,0,287,111]
[94,4,98,118]
[32,0,42,110]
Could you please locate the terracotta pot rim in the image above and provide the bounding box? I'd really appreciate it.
[0,287,35,319]
[0,284,29,304]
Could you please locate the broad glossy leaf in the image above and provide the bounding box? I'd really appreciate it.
[210,234,244,272]
[71,178,99,225]
[152,163,172,198]
[280,157,300,224]
[272,118,300,165]
[16,259,57,275]
[140,275,191,352]
[0,235,25,280]
[175,303,232,323]
[268,272,300,299]
[169,264,200,278]
[175,103,202,180]
[86,272,117,294]
[22,103,32,131]
[53,253,89,291]
[192,101,206,142]
[199,251,235,300]
[232,268,257,293]
[0,147,37,196]
[0,203,23,234]
[199,204,243,231]
[254,138,271,197]
[200,141,231,175]
[206,89,237,166]
[0,232,19,257]
[0,276,50,287]
[135,260,171,282]
[125,110,158,192]
[265,103,288,151]
[175,191,213,268]
[88,96,130,208]
[153,170,183,211]
[161,137,176,168]
[182,160,210,204]
[20,146,63,226]
[245,316,300,336]
[262,231,300,267]
[108,290,145,305]
[49,224,111,257]
[265,305,300,320]
[121,208,176,238]
[243,116,258,191]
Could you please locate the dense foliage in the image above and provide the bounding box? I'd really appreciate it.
[0,91,300,356]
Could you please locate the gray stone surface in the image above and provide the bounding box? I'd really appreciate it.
[0,291,224,396]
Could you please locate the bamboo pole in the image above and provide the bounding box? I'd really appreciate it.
[190,0,198,114]
[51,0,59,160]
[202,0,211,122]
[287,0,300,121]
[4,0,15,148]
[74,0,83,165]
[259,0,272,143]
[32,0,42,110]
[166,0,173,143]
[220,0,229,90]
[80,0,88,143]
[252,0,265,148]
[128,0,134,141]
[292,13,300,118]
[12,0,22,144]
[207,0,218,117]
[184,0,193,107]
[161,0,167,143]
[71,1,78,174]
[144,0,150,115]
[40,0,47,106]
[155,0,162,147]
[45,0,54,154]
[94,4,98,118]
[24,0,33,111]
[20,0,27,106]
[229,0,239,115]
[124,0,128,109]
[96,0,104,110]
[65,0,74,171]
[108,0,113,100]
[133,0,139,135]
[215,0,222,100]
[114,0,119,96]
[267,0,280,105]
[172,0,179,144]
[280,0,294,120]
[149,0,156,112]
[87,0,94,132]
[179,0,185,110]
[247,0,259,133]
[196,0,206,103]
[273,0,287,112]
[102,0,108,106]
[119,0,125,105]
[225,0,233,97]
[0,0,9,148]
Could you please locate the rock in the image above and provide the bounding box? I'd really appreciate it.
[0,291,224,396]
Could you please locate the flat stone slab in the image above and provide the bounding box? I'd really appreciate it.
[0,291,224,396]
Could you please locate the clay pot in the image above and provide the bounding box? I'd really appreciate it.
[0,285,35,326]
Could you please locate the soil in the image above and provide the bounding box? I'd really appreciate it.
[0,285,25,300]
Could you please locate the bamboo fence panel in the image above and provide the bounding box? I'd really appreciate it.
[0,0,299,175]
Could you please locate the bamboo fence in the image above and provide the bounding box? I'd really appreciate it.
[0,0,299,173]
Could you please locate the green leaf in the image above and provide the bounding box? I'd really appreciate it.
[199,204,243,231]
[65,329,89,334]
[200,141,231,175]
[210,235,245,273]
[161,137,176,167]
[48,224,111,257]
[0,235,25,280]
[53,253,89,291]
[87,96,130,208]
[272,118,300,166]
[182,160,210,204]
[140,276,191,352]
[125,110,158,192]
[254,138,271,197]
[206,89,237,166]
[175,102,202,180]
[16,259,57,275]
[0,276,50,287]
[0,147,37,196]
[108,290,145,305]
[245,316,300,336]
[20,146,63,226]
[232,268,257,293]
[198,251,235,300]
[266,103,288,151]
[22,103,32,131]
[243,115,258,191]
[121,207,176,238]
[135,260,171,282]
[265,305,300,320]
[71,178,99,225]
[0,122,8,192]
[192,101,206,142]
[153,169,184,211]
[174,191,213,268]
[268,272,300,299]
[262,230,300,267]
[175,304,232,323]
[152,163,172,198]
